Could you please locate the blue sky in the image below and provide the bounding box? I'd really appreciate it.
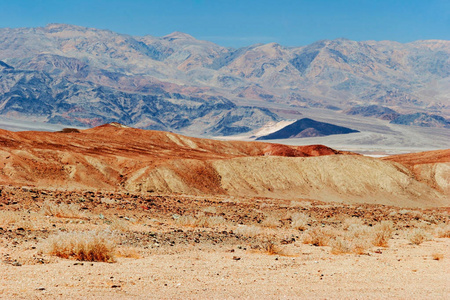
[0,0,448,47]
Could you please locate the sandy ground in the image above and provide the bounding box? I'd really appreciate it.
[1,238,449,299]
[0,187,449,299]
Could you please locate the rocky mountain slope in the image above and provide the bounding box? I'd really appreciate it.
[0,24,449,135]
[256,118,358,139]
[0,124,447,207]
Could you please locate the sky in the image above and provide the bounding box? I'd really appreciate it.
[0,0,448,47]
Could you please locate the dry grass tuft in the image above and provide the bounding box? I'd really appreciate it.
[408,228,432,245]
[261,214,281,228]
[46,231,116,262]
[41,201,87,219]
[109,218,130,232]
[435,224,450,238]
[371,221,394,247]
[330,233,370,255]
[290,212,309,231]
[0,210,21,227]
[302,227,334,246]
[176,215,197,227]
[234,225,264,237]
[342,217,364,230]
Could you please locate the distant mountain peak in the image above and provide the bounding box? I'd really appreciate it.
[256,118,359,140]
[163,31,196,40]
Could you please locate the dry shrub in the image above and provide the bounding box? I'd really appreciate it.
[408,228,431,245]
[432,253,444,261]
[109,218,130,232]
[302,227,334,246]
[261,214,280,228]
[176,215,197,227]
[46,231,116,262]
[41,201,87,219]
[372,221,394,247]
[435,224,450,238]
[351,238,371,255]
[347,224,371,239]
[291,212,309,231]
[342,217,364,230]
[234,225,264,237]
[330,237,352,254]
[330,235,370,255]
[0,210,21,226]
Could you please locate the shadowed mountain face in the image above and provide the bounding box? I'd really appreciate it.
[345,105,400,121]
[0,24,449,134]
[256,118,359,140]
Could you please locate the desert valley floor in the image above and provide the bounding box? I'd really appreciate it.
[0,124,449,299]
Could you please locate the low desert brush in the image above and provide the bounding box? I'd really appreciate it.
[408,228,431,245]
[330,234,370,255]
[261,214,281,228]
[371,221,394,247]
[234,225,264,237]
[109,218,130,232]
[41,201,87,219]
[46,231,116,262]
[0,210,21,227]
[264,242,293,256]
[290,212,309,231]
[342,217,364,230]
[302,226,335,246]
[435,224,450,238]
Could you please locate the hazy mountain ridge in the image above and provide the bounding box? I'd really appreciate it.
[0,24,449,133]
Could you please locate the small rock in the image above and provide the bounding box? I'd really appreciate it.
[111,285,121,288]
[12,261,22,266]
[232,256,241,261]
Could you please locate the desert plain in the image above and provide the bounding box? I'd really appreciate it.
[0,124,449,299]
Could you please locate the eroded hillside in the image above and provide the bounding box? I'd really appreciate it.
[0,124,448,207]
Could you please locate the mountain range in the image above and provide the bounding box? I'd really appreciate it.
[0,24,449,136]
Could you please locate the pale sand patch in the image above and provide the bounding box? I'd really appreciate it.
[1,238,448,299]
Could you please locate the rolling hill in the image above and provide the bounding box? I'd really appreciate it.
[0,124,447,207]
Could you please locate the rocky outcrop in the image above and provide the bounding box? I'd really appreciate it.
[345,105,400,121]
[390,113,450,128]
